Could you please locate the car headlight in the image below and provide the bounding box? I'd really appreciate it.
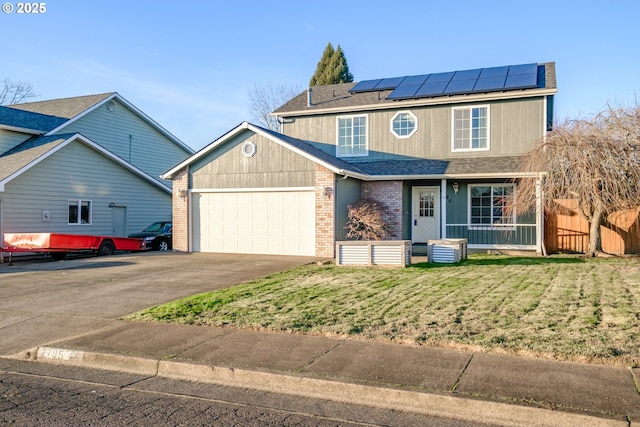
[144,237,155,242]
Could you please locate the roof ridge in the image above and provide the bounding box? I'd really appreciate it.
[12,92,116,107]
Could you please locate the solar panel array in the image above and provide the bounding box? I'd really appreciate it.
[349,63,540,101]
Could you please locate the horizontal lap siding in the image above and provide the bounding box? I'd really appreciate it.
[1,141,170,235]
[58,99,191,188]
[0,129,30,155]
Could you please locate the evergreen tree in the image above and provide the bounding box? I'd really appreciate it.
[309,43,354,86]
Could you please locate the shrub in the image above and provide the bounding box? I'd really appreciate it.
[344,198,392,240]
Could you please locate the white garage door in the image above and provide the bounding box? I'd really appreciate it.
[192,191,316,256]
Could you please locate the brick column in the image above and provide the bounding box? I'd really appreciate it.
[361,181,403,240]
[172,167,190,252]
[315,164,335,257]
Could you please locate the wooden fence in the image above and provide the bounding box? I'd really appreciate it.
[544,200,640,254]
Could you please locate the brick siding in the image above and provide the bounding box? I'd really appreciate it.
[315,164,335,257]
[171,167,189,252]
[361,181,403,240]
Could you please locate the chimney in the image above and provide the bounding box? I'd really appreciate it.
[307,87,313,107]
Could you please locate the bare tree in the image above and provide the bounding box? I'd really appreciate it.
[512,103,640,256]
[0,78,36,105]
[248,82,302,131]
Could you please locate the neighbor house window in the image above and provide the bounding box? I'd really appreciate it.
[391,111,417,138]
[453,106,489,151]
[469,185,514,227]
[337,115,368,157]
[69,200,92,224]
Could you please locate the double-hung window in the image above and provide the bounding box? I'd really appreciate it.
[337,115,368,157]
[469,184,514,227]
[69,199,92,225]
[453,106,489,151]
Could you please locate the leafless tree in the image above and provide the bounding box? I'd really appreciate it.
[0,78,36,105]
[248,82,302,131]
[512,103,640,256]
[344,198,393,240]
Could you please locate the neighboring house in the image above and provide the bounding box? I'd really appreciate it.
[0,93,193,249]
[163,62,556,257]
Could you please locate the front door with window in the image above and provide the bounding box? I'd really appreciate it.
[412,186,440,243]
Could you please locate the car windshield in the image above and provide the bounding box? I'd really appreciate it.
[143,222,167,232]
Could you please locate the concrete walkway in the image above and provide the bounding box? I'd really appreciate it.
[1,253,639,426]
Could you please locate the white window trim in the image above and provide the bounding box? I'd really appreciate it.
[68,199,92,225]
[467,184,516,230]
[336,114,368,157]
[451,105,490,152]
[390,111,418,139]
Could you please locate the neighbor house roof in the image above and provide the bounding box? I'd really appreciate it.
[163,122,534,181]
[273,62,557,117]
[0,105,67,134]
[9,93,115,119]
[0,133,171,193]
[7,93,193,154]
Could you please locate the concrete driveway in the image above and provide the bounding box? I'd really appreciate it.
[0,252,320,356]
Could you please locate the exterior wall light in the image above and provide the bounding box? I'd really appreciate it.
[452,182,460,194]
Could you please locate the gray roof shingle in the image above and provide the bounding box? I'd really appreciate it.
[0,134,72,181]
[8,93,115,119]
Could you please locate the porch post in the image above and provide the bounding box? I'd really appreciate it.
[535,176,543,254]
[441,179,447,239]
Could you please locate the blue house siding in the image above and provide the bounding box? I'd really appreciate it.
[1,141,170,236]
[56,98,191,187]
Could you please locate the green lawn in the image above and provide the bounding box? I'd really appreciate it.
[126,255,640,367]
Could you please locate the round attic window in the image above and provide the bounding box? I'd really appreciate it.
[241,141,257,158]
[106,100,117,112]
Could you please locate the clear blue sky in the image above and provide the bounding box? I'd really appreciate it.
[2,1,638,150]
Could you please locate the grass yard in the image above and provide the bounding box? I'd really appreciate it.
[127,255,640,367]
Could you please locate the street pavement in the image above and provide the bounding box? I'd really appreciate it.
[1,252,639,426]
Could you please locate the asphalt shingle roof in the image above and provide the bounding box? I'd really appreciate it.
[0,134,73,181]
[8,93,115,119]
[0,105,67,133]
[273,62,556,116]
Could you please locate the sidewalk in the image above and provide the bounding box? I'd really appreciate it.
[7,319,640,427]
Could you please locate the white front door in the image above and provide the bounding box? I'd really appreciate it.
[412,186,440,243]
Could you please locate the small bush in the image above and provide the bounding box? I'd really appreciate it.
[344,198,392,240]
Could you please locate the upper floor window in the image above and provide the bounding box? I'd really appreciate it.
[69,199,92,225]
[453,106,489,151]
[391,111,417,138]
[469,184,514,228]
[337,115,368,157]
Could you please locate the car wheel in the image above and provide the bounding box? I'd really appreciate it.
[157,239,169,252]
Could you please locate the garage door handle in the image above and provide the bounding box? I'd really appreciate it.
[414,219,417,226]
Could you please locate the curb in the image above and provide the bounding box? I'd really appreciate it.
[32,346,628,427]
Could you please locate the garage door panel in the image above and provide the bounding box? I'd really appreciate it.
[193,191,315,256]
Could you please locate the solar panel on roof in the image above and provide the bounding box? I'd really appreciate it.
[398,75,429,86]
[479,66,509,78]
[415,81,448,97]
[508,63,538,75]
[387,84,423,100]
[451,69,481,81]
[426,72,455,83]
[374,77,406,90]
[350,79,382,92]
[504,73,538,89]
[473,76,506,92]
[443,79,476,95]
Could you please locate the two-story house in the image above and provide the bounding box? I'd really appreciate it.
[0,93,193,248]
[163,62,556,257]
